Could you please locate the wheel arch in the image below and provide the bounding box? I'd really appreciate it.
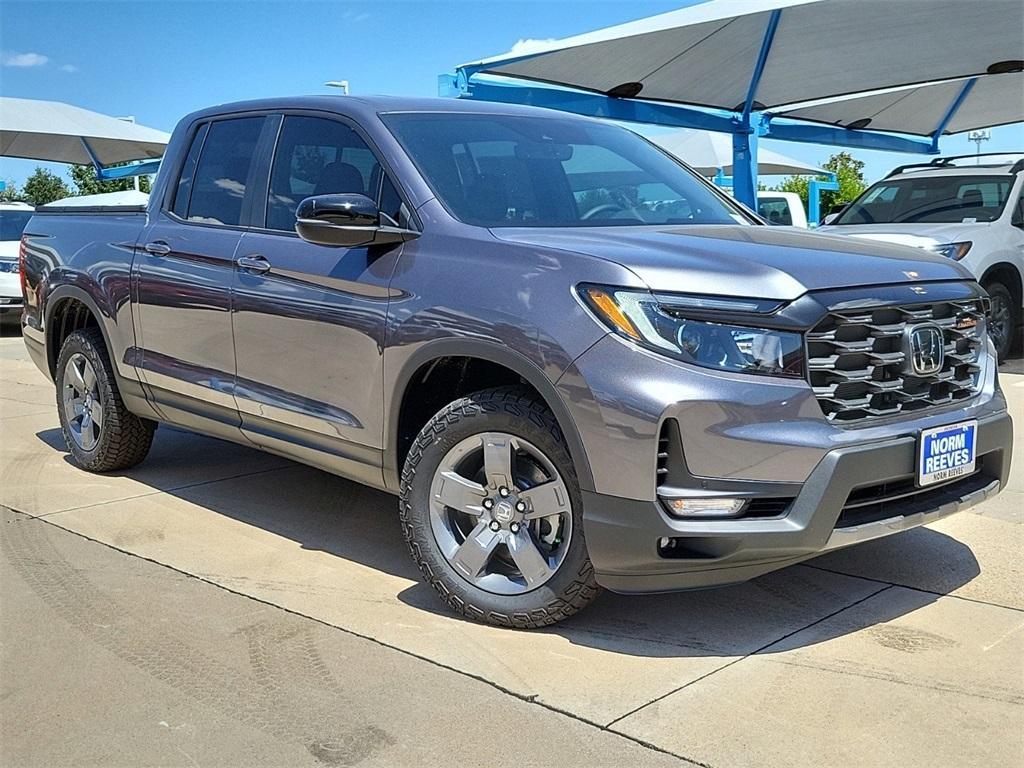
[979,261,1023,310]
[44,286,111,379]
[385,340,594,494]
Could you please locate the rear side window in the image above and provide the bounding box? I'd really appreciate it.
[185,117,264,226]
[266,115,387,232]
[170,123,208,219]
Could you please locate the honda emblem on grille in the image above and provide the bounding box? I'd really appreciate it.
[902,323,944,376]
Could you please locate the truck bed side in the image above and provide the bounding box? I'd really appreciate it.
[21,210,148,400]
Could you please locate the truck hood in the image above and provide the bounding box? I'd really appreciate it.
[490,224,970,301]
[816,222,991,251]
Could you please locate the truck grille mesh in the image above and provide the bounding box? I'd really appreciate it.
[807,298,986,425]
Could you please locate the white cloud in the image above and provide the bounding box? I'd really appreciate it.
[3,51,49,67]
[341,10,370,22]
[60,64,78,73]
[509,38,557,56]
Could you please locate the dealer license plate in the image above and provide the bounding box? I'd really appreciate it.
[918,420,977,487]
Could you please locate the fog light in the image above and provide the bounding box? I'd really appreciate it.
[661,497,747,519]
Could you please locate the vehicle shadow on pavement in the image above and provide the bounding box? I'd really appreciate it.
[36,426,981,659]
[395,527,980,658]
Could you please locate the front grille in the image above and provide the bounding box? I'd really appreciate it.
[807,298,986,425]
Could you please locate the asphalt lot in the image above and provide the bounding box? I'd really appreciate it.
[1,329,1022,768]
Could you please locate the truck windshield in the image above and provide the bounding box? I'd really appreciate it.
[835,175,1013,225]
[0,210,33,242]
[383,113,748,228]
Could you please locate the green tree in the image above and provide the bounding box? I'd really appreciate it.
[71,164,151,196]
[0,179,27,203]
[774,151,867,217]
[22,168,71,206]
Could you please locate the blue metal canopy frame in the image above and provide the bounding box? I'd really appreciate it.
[79,136,161,181]
[439,6,980,211]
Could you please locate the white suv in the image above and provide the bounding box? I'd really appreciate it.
[819,155,1024,361]
[0,202,34,325]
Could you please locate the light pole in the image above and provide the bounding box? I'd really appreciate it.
[116,116,141,191]
[324,80,350,95]
[967,129,990,164]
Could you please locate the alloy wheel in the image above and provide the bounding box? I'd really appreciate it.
[62,353,102,451]
[429,432,572,595]
[988,293,1012,354]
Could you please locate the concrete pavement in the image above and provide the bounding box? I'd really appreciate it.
[1,333,1022,767]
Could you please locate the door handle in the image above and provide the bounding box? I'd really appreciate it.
[143,241,171,256]
[236,254,271,275]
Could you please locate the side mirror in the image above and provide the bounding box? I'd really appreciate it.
[1011,204,1024,228]
[295,193,419,247]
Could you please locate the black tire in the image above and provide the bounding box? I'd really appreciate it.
[983,280,1019,363]
[55,328,155,472]
[399,386,600,628]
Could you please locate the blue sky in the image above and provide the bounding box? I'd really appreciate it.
[2,0,1021,189]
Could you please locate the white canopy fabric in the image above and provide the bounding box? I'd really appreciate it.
[465,0,1024,115]
[647,129,824,176]
[0,97,169,166]
[777,73,1024,137]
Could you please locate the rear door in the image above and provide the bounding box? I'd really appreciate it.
[134,115,267,436]
[230,113,410,486]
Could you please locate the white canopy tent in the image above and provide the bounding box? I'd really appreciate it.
[449,0,1024,207]
[0,97,169,168]
[647,129,824,177]
[464,0,1022,115]
[777,73,1024,137]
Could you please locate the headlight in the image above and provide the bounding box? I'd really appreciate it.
[580,285,805,378]
[929,242,972,260]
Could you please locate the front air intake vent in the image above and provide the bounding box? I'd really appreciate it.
[656,423,671,485]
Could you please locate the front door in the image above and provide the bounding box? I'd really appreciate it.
[134,115,265,436]
[230,114,408,487]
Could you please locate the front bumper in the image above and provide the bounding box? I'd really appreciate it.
[583,410,1012,593]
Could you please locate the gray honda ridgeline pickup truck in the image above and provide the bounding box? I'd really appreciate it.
[20,97,1013,627]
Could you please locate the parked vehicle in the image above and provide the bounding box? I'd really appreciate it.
[757,191,808,228]
[20,97,1013,627]
[0,202,33,324]
[819,155,1024,361]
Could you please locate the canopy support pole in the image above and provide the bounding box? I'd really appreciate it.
[733,8,782,209]
[930,78,977,151]
[731,129,759,210]
[807,172,839,226]
[79,137,103,173]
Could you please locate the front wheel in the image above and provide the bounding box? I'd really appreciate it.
[399,386,600,628]
[983,280,1019,363]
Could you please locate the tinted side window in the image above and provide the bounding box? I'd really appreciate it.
[186,117,264,226]
[379,175,404,226]
[171,123,208,218]
[267,116,386,232]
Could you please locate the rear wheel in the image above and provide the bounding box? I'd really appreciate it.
[983,280,1018,363]
[400,386,600,628]
[55,328,155,472]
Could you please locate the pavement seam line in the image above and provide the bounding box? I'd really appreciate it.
[17,463,295,520]
[802,562,1024,614]
[8,507,704,768]
[603,583,894,730]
